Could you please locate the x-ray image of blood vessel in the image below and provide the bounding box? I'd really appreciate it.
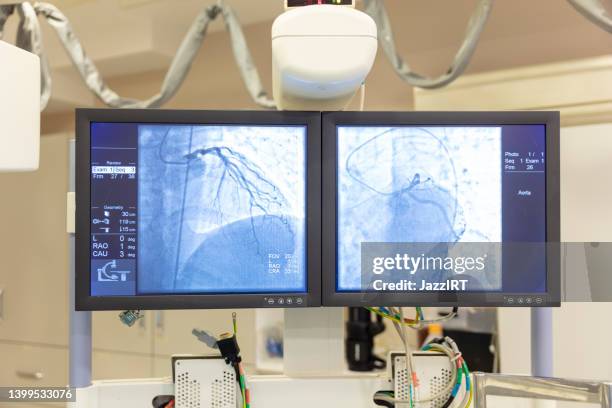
[337,126,502,291]
[138,125,306,294]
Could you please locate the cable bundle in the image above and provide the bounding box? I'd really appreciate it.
[366,307,458,329]
[371,307,471,408]
[421,337,472,408]
[195,312,251,408]
[228,313,250,408]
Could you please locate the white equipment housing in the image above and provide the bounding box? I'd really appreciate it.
[0,40,40,172]
[173,356,237,408]
[272,5,378,111]
[391,351,464,408]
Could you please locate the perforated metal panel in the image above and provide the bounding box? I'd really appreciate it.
[174,357,236,408]
[175,369,202,408]
[393,352,460,408]
[211,369,236,408]
[394,355,410,408]
[428,367,453,408]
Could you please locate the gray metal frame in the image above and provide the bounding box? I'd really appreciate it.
[69,139,92,388]
[473,372,612,408]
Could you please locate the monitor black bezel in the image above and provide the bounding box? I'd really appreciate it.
[76,109,322,310]
[321,111,561,307]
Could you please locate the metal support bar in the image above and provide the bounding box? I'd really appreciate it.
[473,372,612,408]
[531,307,553,377]
[69,139,92,388]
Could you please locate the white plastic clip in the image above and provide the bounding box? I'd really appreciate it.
[451,352,463,362]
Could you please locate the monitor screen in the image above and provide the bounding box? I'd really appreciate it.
[322,112,560,307]
[77,110,322,310]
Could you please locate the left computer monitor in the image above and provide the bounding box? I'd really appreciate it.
[76,109,321,310]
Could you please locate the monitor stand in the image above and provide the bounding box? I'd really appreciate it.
[69,140,92,388]
[283,308,346,376]
[531,307,553,377]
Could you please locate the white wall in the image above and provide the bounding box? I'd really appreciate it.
[494,124,612,408]
[555,124,612,382]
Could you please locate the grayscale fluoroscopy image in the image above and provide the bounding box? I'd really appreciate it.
[337,126,502,291]
[138,125,306,294]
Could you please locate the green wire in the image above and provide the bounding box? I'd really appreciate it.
[409,382,414,408]
[239,374,246,408]
[417,307,424,321]
[456,360,464,386]
[233,313,246,407]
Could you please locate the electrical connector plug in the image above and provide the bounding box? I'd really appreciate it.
[118,310,143,327]
[217,333,242,365]
[192,329,219,349]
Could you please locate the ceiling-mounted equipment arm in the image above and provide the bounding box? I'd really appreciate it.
[33,1,275,109]
[0,5,14,40]
[362,0,494,89]
[0,1,275,110]
[16,3,51,110]
[567,0,612,33]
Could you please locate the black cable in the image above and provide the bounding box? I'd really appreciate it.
[372,392,396,408]
[217,333,243,389]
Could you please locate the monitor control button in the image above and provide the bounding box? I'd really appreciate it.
[535,297,543,304]
[277,298,284,305]
[286,298,293,305]
[517,298,524,304]
[525,297,533,304]
[296,298,303,305]
[267,298,275,305]
[507,297,514,304]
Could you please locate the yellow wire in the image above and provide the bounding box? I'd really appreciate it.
[367,307,420,327]
[367,307,402,324]
[465,381,473,408]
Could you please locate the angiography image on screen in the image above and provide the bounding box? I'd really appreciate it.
[337,126,503,292]
[138,125,307,294]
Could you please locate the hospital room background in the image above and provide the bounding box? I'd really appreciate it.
[1,0,612,407]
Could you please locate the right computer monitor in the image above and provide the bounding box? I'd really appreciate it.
[322,111,560,307]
